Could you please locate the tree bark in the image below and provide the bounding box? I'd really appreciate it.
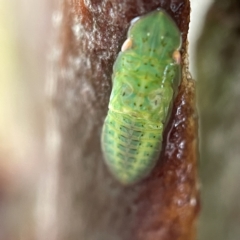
[40,1,199,240]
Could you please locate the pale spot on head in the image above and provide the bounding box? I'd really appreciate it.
[147,32,150,36]
[121,38,133,52]
[173,50,181,64]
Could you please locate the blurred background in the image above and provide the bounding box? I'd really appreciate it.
[1,0,240,240]
[0,1,55,239]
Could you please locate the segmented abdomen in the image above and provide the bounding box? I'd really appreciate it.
[101,110,163,184]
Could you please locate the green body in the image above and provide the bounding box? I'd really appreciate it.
[101,9,182,184]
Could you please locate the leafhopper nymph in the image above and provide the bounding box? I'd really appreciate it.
[101,9,182,184]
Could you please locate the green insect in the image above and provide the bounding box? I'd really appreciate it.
[101,9,182,185]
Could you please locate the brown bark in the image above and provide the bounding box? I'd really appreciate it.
[44,1,199,239]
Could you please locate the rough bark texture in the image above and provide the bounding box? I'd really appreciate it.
[197,1,240,239]
[42,1,199,240]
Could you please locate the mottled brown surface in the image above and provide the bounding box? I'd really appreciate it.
[48,0,199,240]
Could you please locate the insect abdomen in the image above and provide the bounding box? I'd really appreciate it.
[101,110,163,184]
